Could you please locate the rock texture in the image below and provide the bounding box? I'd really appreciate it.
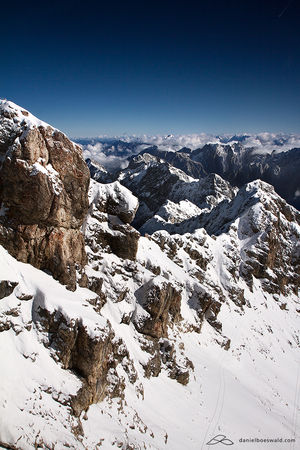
[0,101,90,290]
[197,180,300,296]
[84,179,140,265]
[119,141,300,210]
[36,307,118,416]
[118,153,229,231]
[134,280,182,339]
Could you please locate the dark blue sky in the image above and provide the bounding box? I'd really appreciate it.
[1,0,300,136]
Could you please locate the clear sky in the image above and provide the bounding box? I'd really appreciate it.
[1,0,300,136]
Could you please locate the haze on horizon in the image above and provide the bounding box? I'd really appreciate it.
[1,0,299,137]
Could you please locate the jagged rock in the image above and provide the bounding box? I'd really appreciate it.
[197,292,222,331]
[159,340,193,385]
[106,223,140,260]
[85,179,140,261]
[191,143,300,210]
[197,180,300,296]
[86,158,112,183]
[36,307,119,416]
[134,280,182,338]
[0,281,18,299]
[119,152,236,233]
[0,101,90,290]
[0,225,87,290]
[119,156,191,228]
[143,350,162,378]
[88,179,139,224]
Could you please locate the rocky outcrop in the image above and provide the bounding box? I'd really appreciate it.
[198,180,300,295]
[85,179,140,264]
[0,281,18,300]
[133,280,182,339]
[191,143,300,210]
[36,307,114,415]
[35,305,138,417]
[118,153,237,233]
[240,189,300,295]
[119,155,192,228]
[0,101,90,290]
[86,158,112,184]
[141,337,192,385]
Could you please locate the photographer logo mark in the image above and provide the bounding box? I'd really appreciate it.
[206,434,234,446]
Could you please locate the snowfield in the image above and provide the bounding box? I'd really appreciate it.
[0,222,299,448]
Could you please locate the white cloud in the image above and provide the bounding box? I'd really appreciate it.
[83,142,131,171]
[294,189,300,198]
[243,133,300,154]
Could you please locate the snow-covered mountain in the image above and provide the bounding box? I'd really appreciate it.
[82,136,300,210]
[0,101,299,449]
[77,132,300,168]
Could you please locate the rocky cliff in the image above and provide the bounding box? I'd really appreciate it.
[0,101,90,290]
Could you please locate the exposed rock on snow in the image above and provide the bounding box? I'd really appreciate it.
[84,180,140,263]
[197,180,300,295]
[0,100,90,290]
[133,279,182,339]
[88,179,139,224]
[85,157,112,184]
[140,173,237,234]
[118,153,236,232]
[127,140,300,210]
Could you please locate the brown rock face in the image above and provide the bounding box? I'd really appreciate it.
[0,104,90,290]
[241,194,300,296]
[0,280,18,299]
[35,306,136,416]
[134,281,182,338]
[36,307,115,415]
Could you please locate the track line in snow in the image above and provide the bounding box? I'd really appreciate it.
[290,360,300,450]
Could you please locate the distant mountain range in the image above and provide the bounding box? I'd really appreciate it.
[83,138,300,210]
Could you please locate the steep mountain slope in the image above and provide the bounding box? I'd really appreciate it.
[133,142,300,210]
[134,145,207,179]
[191,143,300,209]
[1,178,299,449]
[0,101,299,449]
[118,153,236,231]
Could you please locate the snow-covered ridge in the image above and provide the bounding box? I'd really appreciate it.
[0,99,80,154]
[1,180,299,447]
[0,99,53,131]
[88,179,139,225]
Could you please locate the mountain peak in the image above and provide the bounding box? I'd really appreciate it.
[0,99,53,131]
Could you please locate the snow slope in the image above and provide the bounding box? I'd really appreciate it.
[1,184,299,448]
